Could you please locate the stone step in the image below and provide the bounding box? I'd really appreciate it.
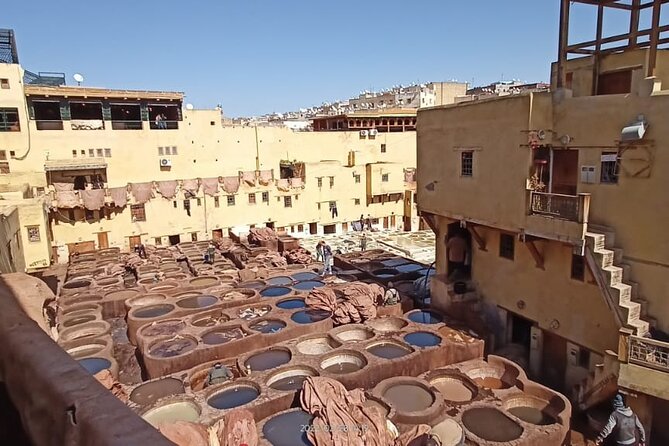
[602,265,623,286]
[635,297,649,317]
[587,225,616,248]
[594,249,614,268]
[627,318,650,337]
[620,301,642,323]
[585,232,606,251]
[610,283,632,305]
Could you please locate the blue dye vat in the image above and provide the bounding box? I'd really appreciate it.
[416,268,436,277]
[291,272,319,282]
[78,357,112,375]
[267,276,294,286]
[404,331,441,347]
[293,280,324,291]
[260,286,292,298]
[381,258,407,267]
[277,298,306,310]
[291,310,331,324]
[250,320,286,333]
[208,386,259,410]
[262,410,314,446]
[407,310,443,324]
[395,263,424,273]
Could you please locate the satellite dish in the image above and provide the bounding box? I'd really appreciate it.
[185,103,194,110]
[73,73,84,85]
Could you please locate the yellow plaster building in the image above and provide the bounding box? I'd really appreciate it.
[417,1,669,442]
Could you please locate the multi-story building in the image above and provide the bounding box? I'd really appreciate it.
[417,1,668,443]
[349,82,468,111]
[0,30,419,271]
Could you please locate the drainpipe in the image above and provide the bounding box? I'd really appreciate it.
[254,125,260,170]
[421,261,435,308]
[203,192,208,236]
[548,148,554,193]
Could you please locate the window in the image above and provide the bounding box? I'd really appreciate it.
[0,108,20,132]
[155,237,162,246]
[0,151,5,160]
[571,254,585,281]
[172,146,178,155]
[0,162,10,174]
[600,152,619,184]
[317,177,323,188]
[499,233,515,260]
[211,121,215,126]
[248,193,256,204]
[262,192,269,203]
[85,209,96,221]
[578,348,591,369]
[191,232,198,241]
[158,147,164,156]
[96,148,103,157]
[329,176,335,188]
[104,148,111,157]
[0,79,8,89]
[80,150,85,156]
[227,195,235,206]
[354,198,361,205]
[317,202,321,210]
[329,201,336,210]
[67,209,75,221]
[110,103,142,130]
[461,151,473,177]
[597,70,632,95]
[580,166,596,184]
[9,151,14,158]
[173,200,178,208]
[354,174,361,183]
[88,149,94,157]
[165,146,171,155]
[214,196,220,208]
[27,226,40,242]
[196,198,202,206]
[130,204,146,222]
[381,144,387,153]
[284,196,292,208]
[381,173,389,182]
[298,224,304,232]
[184,199,191,210]
[72,150,77,158]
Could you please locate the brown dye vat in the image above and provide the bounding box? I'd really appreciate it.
[189,276,220,289]
[148,336,197,358]
[172,291,203,299]
[383,384,435,412]
[333,326,374,342]
[59,321,110,342]
[166,273,188,281]
[137,277,158,286]
[105,289,139,301]
[139,319,186,338]
[249,319,286,334]
[238,280,267,290]
[60,313,98,329]
[61,294,103,307]
[64,339,109,359]
[125,293,168,312]
[266,366,319,391]
[131,303,175,319]
[62,278,92,291]
[504,394,559,426]
[146,281,180,293]
[320,351,367,374]
[246,348,292,372]
[190,309,230,327]
[59,303,102,318]
[366,341,413,359]
[461,407,523,442]
[175,294,219,309]
[296,336,341,355]
[473,376,511,390]
[142,399,201,427]
[202,327,247,345]
[222,288,256,301]
[95,277,122,287]
[430,376,475,403]
[508,406,556,425]
[362,397,391,418]
[238,304,272,321]
[130,378,186,407]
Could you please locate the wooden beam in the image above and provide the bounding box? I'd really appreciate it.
[647,0,662,77]
[469,225,487,251]
[557,0,570,89]
[630,0,642,47]
[593,4,605,95]
[524,239,545,270]
[419,212,438,234]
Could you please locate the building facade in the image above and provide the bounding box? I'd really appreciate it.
[0,56,419,270]
[417,1,669,443]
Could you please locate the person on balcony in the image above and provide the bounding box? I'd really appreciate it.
[446,231,467,281]
[595,393,645,446]
[206,362,233,387]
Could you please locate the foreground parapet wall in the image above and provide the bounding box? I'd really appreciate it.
[124,309,484,429]
[0,273,175,446]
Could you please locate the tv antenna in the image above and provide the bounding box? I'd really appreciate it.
[73,73,84,86]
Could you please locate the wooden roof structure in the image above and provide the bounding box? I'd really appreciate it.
[557,0,668,88]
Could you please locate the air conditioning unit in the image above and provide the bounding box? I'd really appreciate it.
[160,158,172,167]
[369,129,378,136]
[360,130,369,137]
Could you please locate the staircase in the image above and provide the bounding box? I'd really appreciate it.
[584,225,651,337]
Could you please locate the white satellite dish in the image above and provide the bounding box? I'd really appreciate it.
[73,73,84,86]
[185,103,194,110]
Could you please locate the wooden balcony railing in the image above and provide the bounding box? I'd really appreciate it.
[628,335,669,373]
[529,191,590,223]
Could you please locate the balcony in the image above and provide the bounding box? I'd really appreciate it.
[617,329,669,400]
[71,119,104,131]
[149,120,179,130]
[529,191,589,222]
[111,120,143,130]
[525,191,590,244]
[35,120,63,130]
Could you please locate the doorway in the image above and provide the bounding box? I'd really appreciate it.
[309,223,318,235]
[168,235,180,246]
[67,241,95,255]
[532,147,578,195]
[446,222,472,279]
[266,221,275,230]
[323,224,336,235]
[390,214,396,228]
[212,229,223,240]
[128,236,141,249]
[542,331,567,392]
[97,232,109,250]
[383,217,389,229]
[509,313,533,350]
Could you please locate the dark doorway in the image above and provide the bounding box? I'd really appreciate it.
[97,232,109,249]
[551,150,579,195]
[309,223,318,235]
[212,229,223,240]
[383,217,389,229]
[510,313,533,350]
[542,331,567,392]
[128,235,141,249]
[446,222,472,279]
[266,221,275,230]
[168,235,180,246]
[597,70,632,95]
[323,224,336,235]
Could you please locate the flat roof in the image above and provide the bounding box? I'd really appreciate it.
[25,85,183,101]
[314,108,418,120]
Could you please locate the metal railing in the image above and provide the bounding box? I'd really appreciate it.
[111,121,143,130]
[23,70,66,86]
[628,335,669,373]
[71,119,104,130]
[149,120,179,130]
[35,120,64,130]
[529,191,581,222]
